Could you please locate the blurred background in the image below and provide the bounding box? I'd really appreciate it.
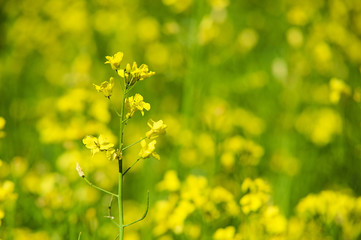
[1,0,361,239]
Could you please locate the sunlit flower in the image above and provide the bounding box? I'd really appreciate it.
[105,52,124,70]
[329,78,351,103]
[262,206,287,234]
[118,62,155,86]
[240,178,271,214]
[0,180,16,201]
[82,135,114,155]
[0,117,5,138]
[76,162,85,177]
[213,226,236,240]
[93,77,114,98]
[157,170,180,191]
[138,140,160,160]
[146,119,167,139]
[0,209,4,226]
[125,94,151,118]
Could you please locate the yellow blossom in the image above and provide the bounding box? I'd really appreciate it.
[262,206,287,234]
[240,178,271,214]
[0,209,4,226]
[125,94,151,118]
[82,135,114,155]
[105,52,124,70]
[0,117,5,138]
[0,180,16,201]
[93,77,114,98]
[138,140,160,160]
[157,170,180,191]
[213,226,236,240]
[240,193,264,214]
[118,62,155,86]
[329,78,351,103]
[146,119,167,139]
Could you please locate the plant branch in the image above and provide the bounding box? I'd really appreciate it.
[104,195,115,220]
[123,158,141,175]
[118,84,127,240]
[82,177,118,198]
[122,137,146,151]
[123,191,149,228]
[109,99,122,117]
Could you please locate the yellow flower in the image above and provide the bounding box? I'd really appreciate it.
[213,226,236,240]
[146,119,167,139]
[138,140,160,160]
[329,78,351,103]
[0,117,5,138]
[82,135,114,155]
[118,62,155,86]
[240,193,263,214]
[93,77,114,98]
[0,209,4,226]
[125,94,151,118]
[105,52,124,70]
[240,178,271,214]
[157,170,180,191]
[0,181,16,201]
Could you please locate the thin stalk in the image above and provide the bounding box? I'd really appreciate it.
[122,137,146,151]
[118,86,127,240]
[123,191,149,227]
[82,177,118,197]
[109,98,122,117]
[123,158,141,175]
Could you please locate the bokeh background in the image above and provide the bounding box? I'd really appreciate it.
[1,0,361,239]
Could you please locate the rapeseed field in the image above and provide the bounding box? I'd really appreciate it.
[1,0,361,239]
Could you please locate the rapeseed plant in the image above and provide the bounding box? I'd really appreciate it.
[77,52,166,240]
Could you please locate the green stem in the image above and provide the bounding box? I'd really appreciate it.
[122,137,147,151]
[118,86,127,240]
[109,98,122,117]
[118,172,123,239]
[123,158,141,175]
[83,177,118,197]
[123,191,149,227]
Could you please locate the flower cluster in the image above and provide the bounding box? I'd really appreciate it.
[118,62,155,86]
[153,173,240,237]
[240,178,271,214]
[293,191,361,239]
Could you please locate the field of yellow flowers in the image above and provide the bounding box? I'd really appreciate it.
[1,0,361,239]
